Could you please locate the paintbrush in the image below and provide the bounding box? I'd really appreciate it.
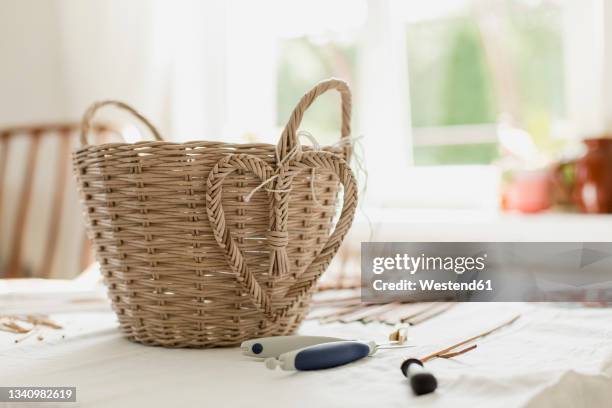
[401,315,521,396]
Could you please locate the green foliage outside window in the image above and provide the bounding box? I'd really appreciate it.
[407,17,497,128]
[276,0,565,165]
[277,38,357,146]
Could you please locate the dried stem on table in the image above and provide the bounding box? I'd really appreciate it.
[438,344,478,359]
[316,280,361,292]
[25,316,63,329]
[1,315,63,342]
[421,314,520,363]
[14,326,40,344]
[404,303,455,325]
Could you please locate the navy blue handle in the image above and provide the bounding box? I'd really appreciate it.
[294,342,370,370]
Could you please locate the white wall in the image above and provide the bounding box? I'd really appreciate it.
[0,0,67,124]
[0,0,176,132]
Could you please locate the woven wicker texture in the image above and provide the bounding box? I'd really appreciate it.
[72,79,358,347]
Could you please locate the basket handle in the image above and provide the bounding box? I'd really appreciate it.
[277,78,352,161]
[79,100,163,146]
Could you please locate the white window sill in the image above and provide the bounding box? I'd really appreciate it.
[348,208,612,242]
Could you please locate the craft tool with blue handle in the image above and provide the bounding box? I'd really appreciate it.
[241,336,346,358]
[264,340,414,371]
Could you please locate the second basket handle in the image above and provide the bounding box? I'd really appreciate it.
[277,78,352,162]
[79,100,163,146]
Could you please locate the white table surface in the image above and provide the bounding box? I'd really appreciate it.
[1,279,612,408]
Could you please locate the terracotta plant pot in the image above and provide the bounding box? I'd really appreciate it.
[503,169,552,213]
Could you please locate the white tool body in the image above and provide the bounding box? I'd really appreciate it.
[240,335,346,358]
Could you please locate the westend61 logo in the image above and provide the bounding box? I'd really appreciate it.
[372,253,487,275]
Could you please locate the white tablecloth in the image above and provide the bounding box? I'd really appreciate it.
[1,280,612,408]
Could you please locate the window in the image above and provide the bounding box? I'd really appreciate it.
[407,0,566,165]
[277,36,359,146]
[275,0,567,166]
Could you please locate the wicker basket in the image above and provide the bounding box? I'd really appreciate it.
[72,79,358,347]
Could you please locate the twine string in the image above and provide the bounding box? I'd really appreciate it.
[298,131,324,207]
[244,130,371,244]
[340,135,374,242]
[244,175,289,203]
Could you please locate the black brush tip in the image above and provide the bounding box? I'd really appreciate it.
[411,372,438,395]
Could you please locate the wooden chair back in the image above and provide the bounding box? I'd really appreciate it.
[0,123,112,278]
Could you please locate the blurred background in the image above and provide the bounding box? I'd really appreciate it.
[2,0,612,282]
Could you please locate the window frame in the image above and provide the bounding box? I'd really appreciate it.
[223,0,600,208]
